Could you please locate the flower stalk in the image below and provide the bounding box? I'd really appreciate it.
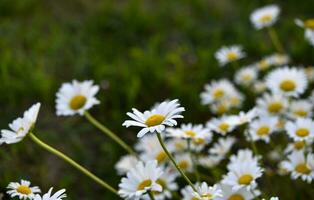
[267,27,284,53]
[29,132,118,195]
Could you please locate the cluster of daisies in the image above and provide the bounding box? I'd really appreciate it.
[1,3,313,200]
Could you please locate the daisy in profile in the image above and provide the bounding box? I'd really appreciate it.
[285,118,314,141]
[123,99,185,137]
[215,45,246,66]
[284,140,313,154]
[191,182,222,200]
[118,160,163,199]
[268,53,290,66]
[167,138,188,153]
[228,108,257,126]
[288,100,313,119]
[281,151,314,183]
[55,80,100,116]
[248,116,278,143]
[7,179,41,200]
[295,18,314,47]
[0,103,40,144]
[207,116,236,135]
[256,93,288,116]
[222,161,263,191]
[34,188,66,200]
[228,149,260,170]
[235,66,258,86]
[115,155,139,175]
[166,123,211,141]
[250,4,280,29]
[216,183,255,200]
[265,67,308,97]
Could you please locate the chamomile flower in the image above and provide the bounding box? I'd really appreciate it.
[248,116,278,143]
[228,149,261,171]
[33,188,66,200]
[235,66,258,86]
[55,80,100,116]
[288,100,313,119]
[0,103,40,144]
[265,67,308,97]
[7,180,41,200]
[192,182,222,200]
[250,4,280,29]
[199,155,223,169]
[295,18,314,47]
[256,93,288,116]
[181,184,198,200]
[285,118,314,141]
[166,123,211,140]
[222,161,263,191]
[282,151,314,183]
[174,153,193,172]
[268,53,290,66]
[284,140,313,154]
[167,138,188,153]
[304,66,314,82]
[118,160,163,199]
[209,137,236,158]
[216,183,255,200]
[253,81,267,94]
[255,57,272,71]
[207,116,236,136]
[215,45,246,66]
[228,108,258,126]
[123,99,185,137]
[115,155,139,175]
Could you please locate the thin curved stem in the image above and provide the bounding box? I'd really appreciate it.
[267,27,284,53]
[29,132,118,195]
[156,132,197,192]
[84,111,136,155]
[148,191,155,200]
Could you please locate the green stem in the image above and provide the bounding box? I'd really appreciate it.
[187,140,200,182]
[250,140,259,155]
[29,132,118,195]
[156,132,197,192]
[267,27,284,53]
[84,111,136,155]
[148,191,155,200]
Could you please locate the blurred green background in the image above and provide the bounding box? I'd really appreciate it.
[0,0,314,199]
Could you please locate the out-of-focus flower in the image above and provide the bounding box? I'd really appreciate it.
[235,66,258,86]
[215,45,246,66]
[115,155,139,175]
[123,99,185,137]
[256,93,288,116]
[55,80,100,116]
[288,100,313,119]
[250,4,280,29]
[248,116,278,143]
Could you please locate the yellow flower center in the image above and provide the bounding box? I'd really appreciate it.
[304,19,314,29]
[185,130,196,138]
[69,95,87,110]
[178,160,189,170]
[17,185,32,195]
[137,179,152,190]
[227,52,238,61]
[216,104,227,115]
[296,128,309,137]
[228,194,245,200]
[258,60,270,70]
[294,141,305,150]
[213,89,225,99]
[280,80,296,92]
[175,142,185,151]
[293,110,307,117]
[295,163,311,174]
[145,114,165,127]
[218,123,229,132]
[201,193,213,199]
[242,74,253,81]
[155,151,167,163]
[193,138,205,145]
[238,174,253,185]
[257,126,270,136]
[260,14,273,23]
[268,102,283,113]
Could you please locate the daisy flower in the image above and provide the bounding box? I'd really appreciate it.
[282,151,314,183]
[7,179,41,200]
[123,99,185,137]
[192,182,222,200]
[228,108,258,126]
[304,66,314,82]
[284,140,313,154]
[215,45,246,66]
[118,160,163,199]
[167,138,188,153]
[0,103,40,144]
[256,93,288,116]
[55,80,100,116]
[166,123,211,141]
[216,183,255,200]
[285,118,314,141]
[33,188,66,200]
[295,18,314,47]
[265,67,308,97]
[209,137,236,158]
[250,4,280,29]
[207,116,236,136]
[288,100,313,119]
[253,81,267,94]
[248,116,278,143]
[174,153,193,172]
[234,66,258,86]
[181,184,199,200]
[199,155,223,169]
[115,155,139,175]
[228,149,260,170]
[267,53,290,66]
[222,161,263,191]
